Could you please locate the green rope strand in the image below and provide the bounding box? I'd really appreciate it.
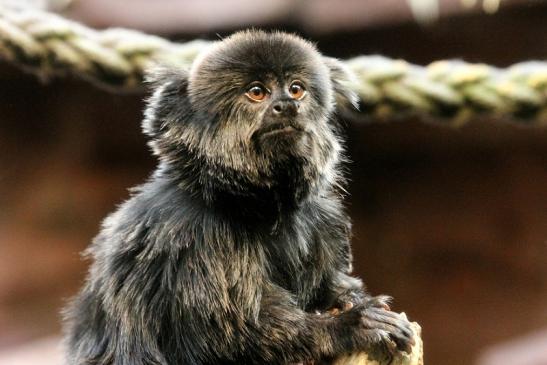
[1,5,547,124]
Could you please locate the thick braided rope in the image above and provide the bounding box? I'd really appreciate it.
[0,6,210,89]
[1,5,547,124]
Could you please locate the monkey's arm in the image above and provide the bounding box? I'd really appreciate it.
[242,285,343,364]
[239,284,413,365]
[325,271,424,365]
[322,237,372,310]
[64,244,172,365]
[328,275,371,313]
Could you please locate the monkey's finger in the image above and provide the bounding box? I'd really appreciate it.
[364,308,414,329]
[389,330,415,354]
[366,308,415,334]
[374,323,414,354]
[362,328,399,359]
[359,310,415,352]
[362,318,414,345]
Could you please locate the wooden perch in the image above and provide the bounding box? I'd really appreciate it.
[332,313,423,365]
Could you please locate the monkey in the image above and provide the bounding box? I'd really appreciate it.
[62,30,414,365]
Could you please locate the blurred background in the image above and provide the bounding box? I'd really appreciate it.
[1,0,547,364]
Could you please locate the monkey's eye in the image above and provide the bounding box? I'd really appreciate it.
[245,83,268,102]
[288,81,306,100]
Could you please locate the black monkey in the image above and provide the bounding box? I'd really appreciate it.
[63,30,414,365]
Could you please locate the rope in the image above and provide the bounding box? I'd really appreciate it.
[1,5,547,124]
[0,5,210,88]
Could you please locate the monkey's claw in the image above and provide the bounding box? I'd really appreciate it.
[344,298,414,355]
[363,307,415,354]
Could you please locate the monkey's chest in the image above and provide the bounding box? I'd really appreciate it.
[264,231,328,308]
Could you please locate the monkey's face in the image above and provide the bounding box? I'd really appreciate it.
[244,77,314,152]
[145,31,356,197]
[190,32,335,157]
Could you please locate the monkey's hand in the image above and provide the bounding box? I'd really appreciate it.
[329,273,367,312]
[331,289,366,313]
[334,295,415,360]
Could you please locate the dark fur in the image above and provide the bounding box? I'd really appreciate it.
[63,30,413,365]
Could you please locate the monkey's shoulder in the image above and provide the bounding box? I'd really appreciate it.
[88,179,202,260]
[88,179,350,274]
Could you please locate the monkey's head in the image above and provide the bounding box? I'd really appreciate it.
[144,30,357,207]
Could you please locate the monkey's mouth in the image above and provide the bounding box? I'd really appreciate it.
[257,122,304,138]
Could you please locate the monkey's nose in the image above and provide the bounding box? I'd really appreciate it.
[271,100,299,117]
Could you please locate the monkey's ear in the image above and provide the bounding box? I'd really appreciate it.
[142,65,190,139]
[323,57,359,110]
[144,64,189,89]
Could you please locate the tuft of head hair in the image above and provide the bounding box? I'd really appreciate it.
[323,57,359,110]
